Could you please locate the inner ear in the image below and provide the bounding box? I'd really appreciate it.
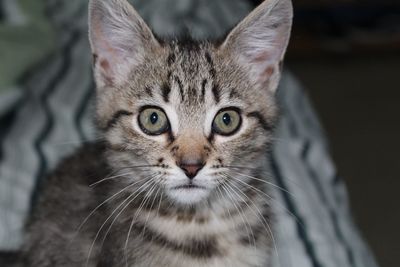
[220,0,293,92]
[88,0,159,88]
[98,56,115,86]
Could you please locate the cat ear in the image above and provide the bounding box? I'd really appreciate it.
[221,0,293,93]
[88,0,159,87]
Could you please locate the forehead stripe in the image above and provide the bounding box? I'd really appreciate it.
[145,85,153,97]
[161,83,171,102]
[174,75,184,102]
[205,51,216,78]
[212,84,220,104]
[167,52,175,66]
[229,88,239,99]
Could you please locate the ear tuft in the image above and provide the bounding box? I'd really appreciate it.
[221,0,293,93]
[88,0,158,88]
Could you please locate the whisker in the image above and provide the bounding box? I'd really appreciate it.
[230,169,324,207]
[219,180,256,250]
[156,190,164,216]
[225,165,304,193]
[124,182,160,266]
[71,176,149,245]
[90,171,137,187]
[215,183,238,230]
[222,177,280,267]
[140,186,161,237]
[98,177,159,251]
[221,180,258,251]
[223,165,257,170]
[131,182,158,236]
[229,171,295,198]
[89,165,158,187]
[226,174,304,228]
[85,177,155,267]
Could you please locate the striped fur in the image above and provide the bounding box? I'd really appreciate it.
[21,0,292,266]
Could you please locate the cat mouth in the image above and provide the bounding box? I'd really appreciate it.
[172,184,206,190]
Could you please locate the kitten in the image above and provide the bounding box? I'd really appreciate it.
[20,0,292,266]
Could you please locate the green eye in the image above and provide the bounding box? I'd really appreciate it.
[212,108,241,136]
[138,107,169,135]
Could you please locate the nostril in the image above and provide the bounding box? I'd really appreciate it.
[180,163,204,179]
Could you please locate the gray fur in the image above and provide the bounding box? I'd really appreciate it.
[20,0,292,266]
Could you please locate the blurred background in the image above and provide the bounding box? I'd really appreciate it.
[0,0,399,266]
[282,1,399,267]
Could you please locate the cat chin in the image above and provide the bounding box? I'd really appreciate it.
[166,187,210,205]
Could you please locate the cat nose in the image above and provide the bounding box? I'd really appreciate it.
[179,161,205,179]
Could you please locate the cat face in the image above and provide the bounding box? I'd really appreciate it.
[88,0,292,206]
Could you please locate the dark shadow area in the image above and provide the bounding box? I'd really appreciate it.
[283,1,400,266]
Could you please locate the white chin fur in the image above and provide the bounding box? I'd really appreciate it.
[166,188,210,205]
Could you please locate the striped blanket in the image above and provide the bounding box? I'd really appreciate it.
[0,0,379,267]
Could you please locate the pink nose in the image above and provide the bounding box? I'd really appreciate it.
[179,162,204,179]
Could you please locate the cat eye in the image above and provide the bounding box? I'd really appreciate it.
[212,108,242,136]
[138,107,170,135]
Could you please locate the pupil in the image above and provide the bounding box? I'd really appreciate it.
[150,112,158,124]
[222,113,231,125]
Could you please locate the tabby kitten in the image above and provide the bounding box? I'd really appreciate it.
[21,0,292,266]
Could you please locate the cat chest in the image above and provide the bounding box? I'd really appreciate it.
[129,240,269,267]
[113,202,272,266]
[125,217,270,267]
[131,248,269,267]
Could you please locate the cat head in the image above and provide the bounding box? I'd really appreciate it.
[88,0,292,206]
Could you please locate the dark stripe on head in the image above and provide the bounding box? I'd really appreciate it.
[167,53,176,66]
[205,52,213,65]
[212,84,220,103]
[145,86,153,97]
[188,86,197,100]
[247,112,273,131]
[229,88,239,99]
[174,75,184,101]
[205,52,216,78]
[161,83,171,102]
[104,110,133,131]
